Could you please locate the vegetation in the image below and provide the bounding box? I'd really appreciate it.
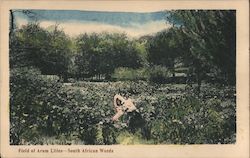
[9,10,236,145]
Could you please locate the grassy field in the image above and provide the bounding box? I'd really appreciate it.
[10,74,236,145]
[57,81,236,145]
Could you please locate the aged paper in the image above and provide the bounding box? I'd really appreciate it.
[0,0,249,158]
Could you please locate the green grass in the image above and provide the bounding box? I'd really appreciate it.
[116,131,154,145]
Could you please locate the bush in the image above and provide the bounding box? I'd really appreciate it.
[10,71,236,144]
[10,67,63,144]
[112,67,148,81]
[134,87,236,144]
[112,66,172,83]
[10,68,117,144]
[148,65,172,84]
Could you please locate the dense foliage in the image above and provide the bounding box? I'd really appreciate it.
[167,10,236,85]
[75,33,142,79]
[9,10,236,145]
[10,24,74,81]
[10,74,236,144]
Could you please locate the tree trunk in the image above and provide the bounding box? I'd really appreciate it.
[46,116,53,136]
[170,60,175,78]
[9,10,14,36]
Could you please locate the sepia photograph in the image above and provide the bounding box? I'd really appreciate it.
[0,0,249,158]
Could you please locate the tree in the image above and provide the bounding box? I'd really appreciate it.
[9,10,37,36]
[75,32,142,80]
[167,10,236,85]
[10,23,49,68]
[10,23,73,81]
[42,26,73,81]
[147,28,187,77]
[75,33,101,79]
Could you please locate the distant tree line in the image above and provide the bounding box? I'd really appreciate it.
[10,10,236,86]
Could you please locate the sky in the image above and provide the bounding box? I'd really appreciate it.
[14,10,171,37]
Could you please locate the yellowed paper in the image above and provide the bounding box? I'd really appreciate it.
[0,0,249,158]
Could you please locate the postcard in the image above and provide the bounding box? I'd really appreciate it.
[0,0,249,158]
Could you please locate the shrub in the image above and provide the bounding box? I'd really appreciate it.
[10,67,63,144]
[10,71,236,145]
[112,67,148,81]
[148,65,172,84]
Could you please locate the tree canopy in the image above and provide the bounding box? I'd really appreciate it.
[167,10,236,84]
[10,10,236,85]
